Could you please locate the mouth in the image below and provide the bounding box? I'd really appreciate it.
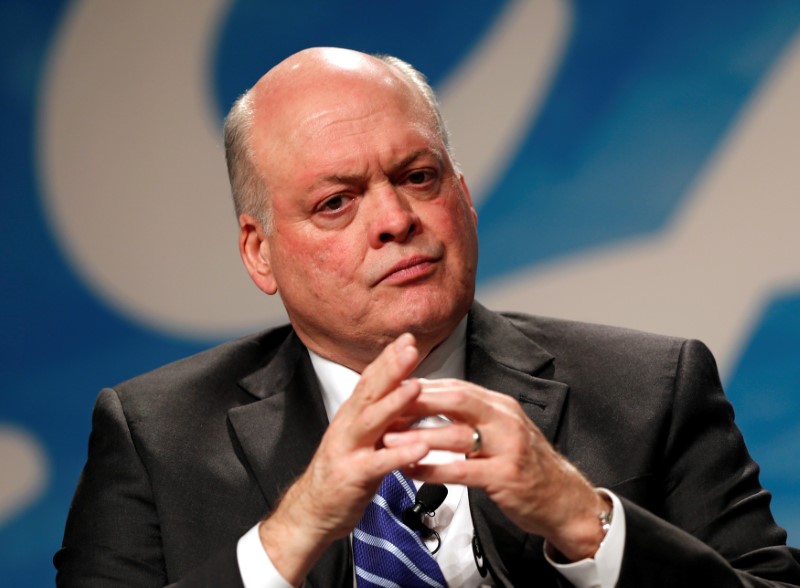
[377,254,440,285]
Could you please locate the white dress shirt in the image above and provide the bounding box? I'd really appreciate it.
[237,319,625,587]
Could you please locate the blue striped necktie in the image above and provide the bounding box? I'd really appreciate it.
[353,470,447,587]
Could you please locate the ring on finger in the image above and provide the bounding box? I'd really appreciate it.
[468,426,482,455]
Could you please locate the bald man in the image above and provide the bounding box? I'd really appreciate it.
[56,48,800,587]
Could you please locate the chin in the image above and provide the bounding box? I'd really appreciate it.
[391,298,467,338]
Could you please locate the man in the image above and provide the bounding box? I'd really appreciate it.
[56,48,800,587]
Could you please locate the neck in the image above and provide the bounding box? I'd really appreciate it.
[295,317,467,374]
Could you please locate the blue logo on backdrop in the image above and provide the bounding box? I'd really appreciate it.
[1,1,798,585]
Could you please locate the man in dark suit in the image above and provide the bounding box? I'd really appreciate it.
[56,48,800,587]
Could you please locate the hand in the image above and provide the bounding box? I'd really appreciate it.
[383,379,609,562]
[259,333,431,584]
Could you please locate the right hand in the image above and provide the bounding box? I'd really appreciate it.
[258,333,430,584]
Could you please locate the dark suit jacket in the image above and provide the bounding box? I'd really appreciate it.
[55,302,800,587]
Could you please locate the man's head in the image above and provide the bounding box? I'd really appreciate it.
[224,51,455,229]
[227,47,478,371]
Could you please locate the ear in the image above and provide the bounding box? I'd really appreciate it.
[239,213,278,295]
[459,174,478,225]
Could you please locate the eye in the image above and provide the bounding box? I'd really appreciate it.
[320,195,348,211]
[406,169,435,185]
[313,194,358,227]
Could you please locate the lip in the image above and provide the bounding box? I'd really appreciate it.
[377,255,440,285]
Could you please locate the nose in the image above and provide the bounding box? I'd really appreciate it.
[367,186,420,248]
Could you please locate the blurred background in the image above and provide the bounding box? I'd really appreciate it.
[2,0,799,584]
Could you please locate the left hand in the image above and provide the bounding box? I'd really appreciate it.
[382,378,610,561]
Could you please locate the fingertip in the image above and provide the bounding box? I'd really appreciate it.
[395,332,416,348]
[399,378,421,393]
[393,441,429,466]
[382,431,402,447]
[383,426,421,448]
[410,441,429,461]
[393,332,417,357]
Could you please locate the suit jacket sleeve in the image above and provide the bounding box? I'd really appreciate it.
[54,388,245,588]
[615,339,800,586]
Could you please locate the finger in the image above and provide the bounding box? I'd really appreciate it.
[350,333,419,407]
[332,334,420,442]
[326,378,422,453]
[385,415,421,430]
[383,423,478,454]
[354,378,423,440]
[401,389,484,424]
[412,385,522,425]
[362,442,432,478]
[404,453,524,491]
[402,460,483,487]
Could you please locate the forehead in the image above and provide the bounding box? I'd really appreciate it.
[294,104,439,173]
[250,66,442,184]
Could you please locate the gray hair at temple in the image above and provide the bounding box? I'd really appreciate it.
[223,53,454,233]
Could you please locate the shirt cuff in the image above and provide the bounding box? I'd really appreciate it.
[237,522,294,588]
[543,489,626,588]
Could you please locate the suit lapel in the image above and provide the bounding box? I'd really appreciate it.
[466,303,568,442]
[465,302,569,586]
[227,330,352,587]
[229,331,326,505]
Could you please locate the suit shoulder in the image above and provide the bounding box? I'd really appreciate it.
[110,324,294,406]
[498,310,690,365]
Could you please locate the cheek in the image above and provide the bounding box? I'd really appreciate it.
[430,198,477,247]
[283,236,359,290]
[311,249,354,285]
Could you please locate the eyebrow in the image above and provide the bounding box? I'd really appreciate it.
[392,148,444,173]
[311,148,444,189]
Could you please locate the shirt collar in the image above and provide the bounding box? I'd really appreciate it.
[308,316,468,421]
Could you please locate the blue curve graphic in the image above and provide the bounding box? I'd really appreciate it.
[476,0,800,280]
[727,290,800,539]
[211,0,508,118]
